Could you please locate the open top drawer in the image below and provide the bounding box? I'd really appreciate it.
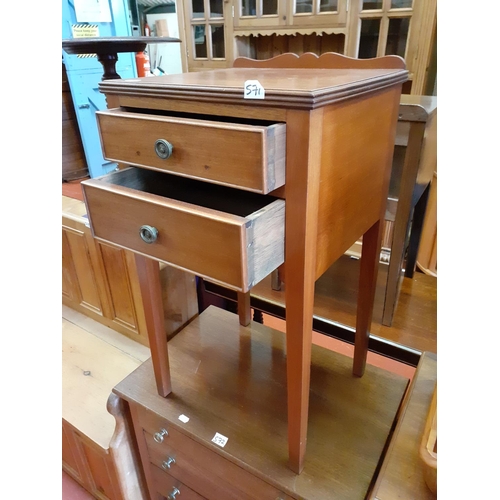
[96,108,286,194]
[82,168,285,292]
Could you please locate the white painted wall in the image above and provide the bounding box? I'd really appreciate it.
[146,10,183,74]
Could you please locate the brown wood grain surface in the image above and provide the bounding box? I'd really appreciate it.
[82,168,285,292]
[114,306,409,500]
[251,254,437,354]
[373,352,437,500]
[99,67,408,110]
[96,109,286,194]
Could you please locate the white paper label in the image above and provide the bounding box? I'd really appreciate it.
[178,414,190,423]
[244,80,265,99]
[211,432,228,447]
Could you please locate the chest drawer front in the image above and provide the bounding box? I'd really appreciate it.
[96,109,286,194]
[82,168,285,293]
[150,465,205,500]
[138,407,288,500]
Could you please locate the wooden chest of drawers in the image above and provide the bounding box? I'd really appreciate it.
[114,306,409,500]
[83,54,407,475]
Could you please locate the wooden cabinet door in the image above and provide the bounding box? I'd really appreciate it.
[62,419,122,500]
[94,241,149,345]
[62,214,150,346]
[62,221,106,317]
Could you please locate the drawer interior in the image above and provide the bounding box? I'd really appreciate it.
[100,167,279,217]
[120,106,281,128]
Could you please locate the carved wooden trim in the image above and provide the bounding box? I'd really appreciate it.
[233,51,405,69]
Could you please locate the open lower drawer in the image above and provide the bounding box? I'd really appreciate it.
[82,167,285,292]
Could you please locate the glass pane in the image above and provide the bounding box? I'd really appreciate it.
[242,0,256,16]
[362,0,382,9]
[194,25,207,58]
[320,0,338,12]
[211,24,225,58]
[192,0,205,18]
[296,0,313,14]
[263,0,278,15]
[210,0,223,17]
[391,0,413,8]
[358,18,380,59]
[385,17,410,57]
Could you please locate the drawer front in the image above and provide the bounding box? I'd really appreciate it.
[138,407,289,500]
[150,465,205,500]
[96,109,286,194]
[82,168,285,293]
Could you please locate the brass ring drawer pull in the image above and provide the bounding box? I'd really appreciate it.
[155,139,173,159]
[153,427,168,443]
[167,487,180,499]
[162,456,176,469]
[140,225,158,244]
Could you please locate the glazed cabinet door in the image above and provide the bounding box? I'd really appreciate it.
[233,0,287,28]
[232,0,346,29]
[288,0,347,27]
[345,0,436,94]
[182,0,234,71]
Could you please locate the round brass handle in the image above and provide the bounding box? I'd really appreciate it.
[153,428,168,443]
[154,139,173,159]
[139,225,158,244]
[167,487,180,499]
[162,456,176,469]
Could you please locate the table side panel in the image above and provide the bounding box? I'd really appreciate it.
[315,86,402,277]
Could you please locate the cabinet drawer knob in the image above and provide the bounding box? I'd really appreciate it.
[162,456,176,469]
[153,427,169,443]
[167,487,180,499]
[140,225,158,244]
[155,139,173,159]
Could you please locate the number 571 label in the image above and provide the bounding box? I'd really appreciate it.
[244,80,265,99]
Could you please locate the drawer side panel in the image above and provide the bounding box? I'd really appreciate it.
[245,200,285,288]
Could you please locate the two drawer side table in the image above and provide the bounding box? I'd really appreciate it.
[82,58,407,474]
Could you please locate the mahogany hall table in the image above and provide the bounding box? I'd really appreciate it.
[62,36,181,81]
[81,54,407,474]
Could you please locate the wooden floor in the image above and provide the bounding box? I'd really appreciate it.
[252,256,437,356]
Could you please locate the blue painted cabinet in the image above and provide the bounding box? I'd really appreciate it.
[62,0,138,178]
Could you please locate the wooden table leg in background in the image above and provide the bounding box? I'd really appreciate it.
[134,254,172,397]
[404,182,430,279]
[353,219,384,377]
[382,121,426,326]
[237,291,251,326]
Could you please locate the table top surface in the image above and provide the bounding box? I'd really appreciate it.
[99,66,408,109]
[62,36,181,55]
